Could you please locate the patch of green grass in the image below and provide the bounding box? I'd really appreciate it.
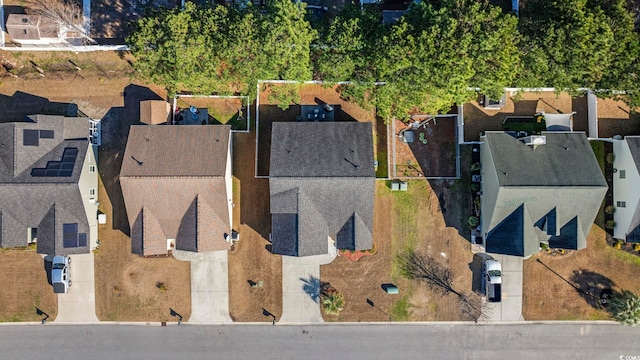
[612,248,640,267]
[390,180,429,277]
[390,295,411,321]
[590,140,605,173]
[376,148,389,178]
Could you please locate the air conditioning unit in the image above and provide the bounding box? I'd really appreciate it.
[523,135,546,146]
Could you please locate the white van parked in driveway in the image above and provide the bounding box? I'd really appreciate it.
[52,256,71,294]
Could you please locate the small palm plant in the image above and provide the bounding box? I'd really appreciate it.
[322,288,345,316]
[609,291,640,326]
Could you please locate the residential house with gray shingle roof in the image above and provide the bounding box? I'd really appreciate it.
[0,115,98,255]
[120,125,233,256]
[612,136,640,243]
[480,131,607,257]
[269,122,375,257]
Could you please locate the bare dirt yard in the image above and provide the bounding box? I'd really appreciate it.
[463,91,590,141]
[392,115,458,178]
[228,123,283,322]
[320,180,475,322]
[596,98,640,138]
[0,249,57,322]
[523,226,640,320]
[0,50,138,118]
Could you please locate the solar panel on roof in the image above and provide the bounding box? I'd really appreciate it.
[31,168,46,176]
[30,147,79,177]
[78,233,87,247]
[63,223,79,248]
[39,130,54,139]
[23,129,39,146]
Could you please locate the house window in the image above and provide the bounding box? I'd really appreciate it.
[89,188,95,196]
[619,170,626,179]
[89,165,96,173]
[617,201,626,208]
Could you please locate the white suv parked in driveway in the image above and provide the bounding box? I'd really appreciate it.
[52,256,71,294]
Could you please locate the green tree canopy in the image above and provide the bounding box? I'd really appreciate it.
[375,0,520,118]
[314,4,385,82]
[127,0,316,96]
[519,0,640,105]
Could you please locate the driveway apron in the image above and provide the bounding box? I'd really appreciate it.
[173,250,231,323]
[484,254,524,322]
[280,244,337,323]
[55,253,98,322]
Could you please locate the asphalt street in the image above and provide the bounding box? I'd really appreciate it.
[0,323,638,360]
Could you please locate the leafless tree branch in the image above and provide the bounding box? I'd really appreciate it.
[26,0,95,44]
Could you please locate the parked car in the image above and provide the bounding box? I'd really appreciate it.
[52,256,71,294]
[483,259,502,302]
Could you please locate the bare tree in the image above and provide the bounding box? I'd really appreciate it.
[27,0,95,44]
[396,249,461,297]
[396,249,491,322]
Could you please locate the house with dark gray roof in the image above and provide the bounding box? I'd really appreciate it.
[480,131,607,257]
[0,115,98,255]
[120,125,233,256]
[612,136,640,243]
[269,122,375,257]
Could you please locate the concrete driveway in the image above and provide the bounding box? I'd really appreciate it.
[173,250,231,323]
[483,254,524,322]
[279,240,337,323]
[55,253,98,322]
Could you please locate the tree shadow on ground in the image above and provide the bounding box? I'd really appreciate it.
[429,144,474,242]
[99,84,164,235]
[299,274,329,304]
[43,257,53,286]
[469,254,485,293]
[570,268,617,309]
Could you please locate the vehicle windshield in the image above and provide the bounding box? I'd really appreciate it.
[52,263,65,269]
[488,270,501,277]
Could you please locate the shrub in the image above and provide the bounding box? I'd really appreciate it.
[605,206,616,215]
[605,153,615,164]
[606,220,616,229]
[322,291,345,316]
[156,281,168,292]
[540,243,549,250]
[470,183,480,192]
[614,242,622,250]
[634,243,640,252]
[468,216,479,228]
[368,244,378,255]
[470,162,481,172]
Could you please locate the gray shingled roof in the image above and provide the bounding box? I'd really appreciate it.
[270,122,375,257]
[270,122,375,177]
[0,115,92,255]
[483,132,607,257]
[484,132,607,187]
[120,125,232,256]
